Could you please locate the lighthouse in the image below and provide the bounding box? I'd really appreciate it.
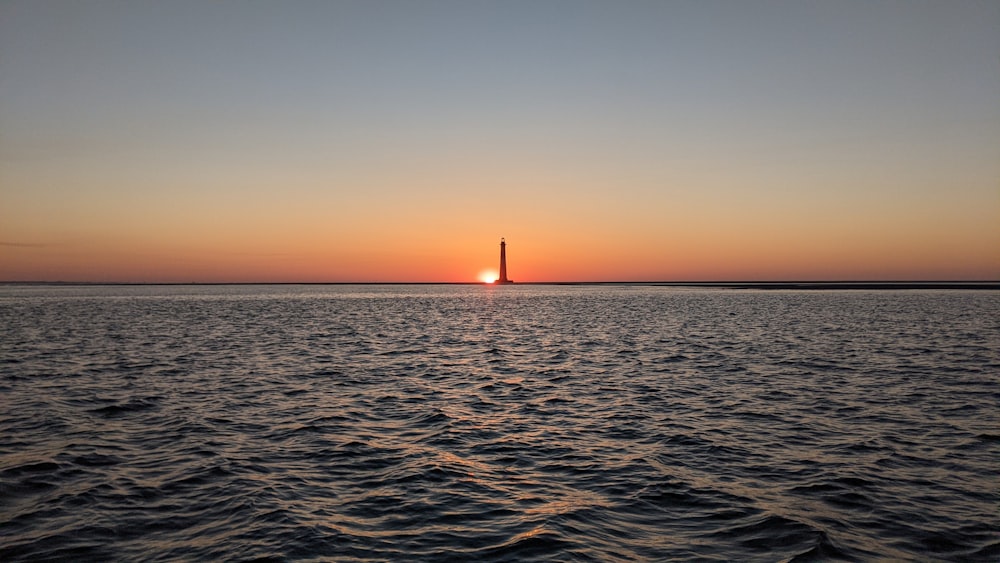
[497,238,513,284]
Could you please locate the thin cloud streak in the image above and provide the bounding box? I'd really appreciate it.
[0,242,49,248]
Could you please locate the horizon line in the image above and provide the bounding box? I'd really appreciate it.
[2,280,999,290]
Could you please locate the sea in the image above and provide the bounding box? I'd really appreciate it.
[1,284,998,561]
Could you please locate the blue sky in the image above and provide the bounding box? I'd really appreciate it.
[1,1,998,281]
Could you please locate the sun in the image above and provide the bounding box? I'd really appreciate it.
[479,269,498,284]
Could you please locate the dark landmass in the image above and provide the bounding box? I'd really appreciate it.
[638,282,1000,290]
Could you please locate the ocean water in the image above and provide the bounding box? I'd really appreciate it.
[1,284,998,561]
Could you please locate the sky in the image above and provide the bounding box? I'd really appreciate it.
[1,0,998,282]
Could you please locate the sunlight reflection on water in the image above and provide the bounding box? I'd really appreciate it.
[1,284,998,561]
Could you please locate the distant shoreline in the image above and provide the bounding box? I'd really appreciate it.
[2,281,998,290]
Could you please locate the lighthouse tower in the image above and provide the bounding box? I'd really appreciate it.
[497,238,513,284]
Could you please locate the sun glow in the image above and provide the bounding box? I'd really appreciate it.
[479,269,498,284]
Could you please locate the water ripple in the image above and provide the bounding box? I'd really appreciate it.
[2,285,998,561]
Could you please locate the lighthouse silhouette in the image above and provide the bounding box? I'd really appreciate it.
[497,238,514,284]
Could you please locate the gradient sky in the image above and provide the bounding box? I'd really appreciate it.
[2,0,998,282]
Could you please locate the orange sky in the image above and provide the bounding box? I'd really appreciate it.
[3,200,997,282]
[2,2,999,282]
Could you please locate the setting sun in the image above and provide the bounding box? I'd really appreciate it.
[479,270,498,284]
